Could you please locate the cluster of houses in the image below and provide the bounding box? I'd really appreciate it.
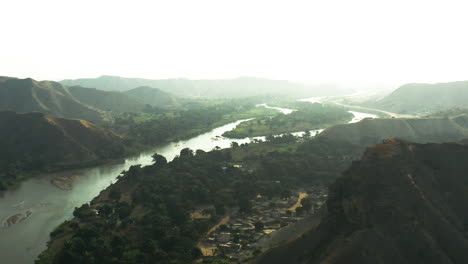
[198,186,328,263]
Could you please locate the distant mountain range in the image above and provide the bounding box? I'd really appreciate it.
[375,81,468,115]
[0,111,125,178]
[0,77,177,122]
[61,75,351,97]
[258,139,468,264]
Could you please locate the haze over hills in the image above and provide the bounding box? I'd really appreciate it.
[0,77,107,123]
[4,1,468,263]
[257,139,468,264]
[0,77,178,122]
[123,86,179,108]
[60,75,352,97]
[0,111,126,189]
[318,116,468,146]
[65,86,144,113]
[374,81,468,115]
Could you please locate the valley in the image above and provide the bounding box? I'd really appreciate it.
[2,76,468,264]
[0,102,375,264]
[0,81,466,263]
[3,4,468,264]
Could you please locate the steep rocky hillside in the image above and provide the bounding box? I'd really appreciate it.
[257,139,468,264]
[0,77,106,123]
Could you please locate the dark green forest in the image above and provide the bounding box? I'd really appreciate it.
[36,134,364,264]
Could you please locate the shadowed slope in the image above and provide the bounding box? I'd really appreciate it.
[257,139,468,264]
[0,111,125,176]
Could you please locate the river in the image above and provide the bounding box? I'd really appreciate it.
[0,109,376,264]
[256,103,296,114]
[0,119,256,263]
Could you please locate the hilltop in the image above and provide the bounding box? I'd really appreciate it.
[375,81,468,115]
[257,139,468,264]
[123,86,179,108]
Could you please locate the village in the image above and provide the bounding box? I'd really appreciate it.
[196,185,328,263]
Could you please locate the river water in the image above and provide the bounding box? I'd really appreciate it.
[0,109,376,264]
[256,103,296,114]
[0,119,255,263]
[348,111,378,123]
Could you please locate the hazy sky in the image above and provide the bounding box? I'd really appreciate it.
[1,0,467,86]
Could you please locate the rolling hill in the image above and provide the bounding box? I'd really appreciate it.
[257,139,468,264]
[123,86,179,108]
[61,75,351,97]
[376,81,468,115]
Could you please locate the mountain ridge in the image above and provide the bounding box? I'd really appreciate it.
[60,75,351,97]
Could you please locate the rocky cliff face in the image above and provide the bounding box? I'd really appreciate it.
[257,139,468,264]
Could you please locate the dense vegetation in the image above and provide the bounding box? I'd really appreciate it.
[35,101,468,263]
[110,99,279,146]
[36,133,365,264]
[223,103,352,138]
